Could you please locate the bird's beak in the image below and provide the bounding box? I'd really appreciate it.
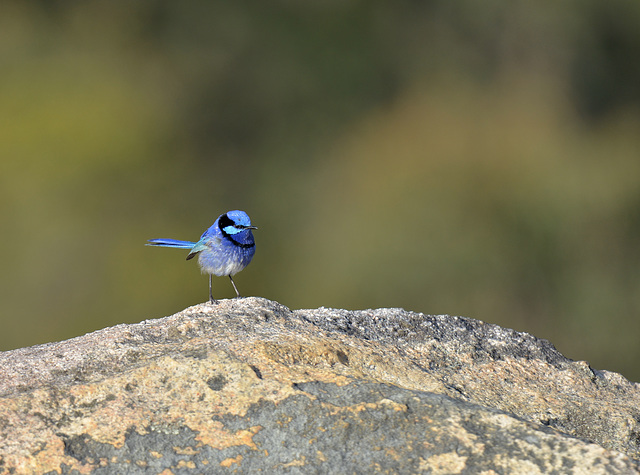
[248,225,258,230]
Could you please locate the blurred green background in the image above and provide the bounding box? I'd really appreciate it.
[2,1,640,381]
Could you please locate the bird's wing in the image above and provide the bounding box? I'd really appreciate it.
[186,236,221,260]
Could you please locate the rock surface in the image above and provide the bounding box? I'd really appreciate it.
[0,298,638,473]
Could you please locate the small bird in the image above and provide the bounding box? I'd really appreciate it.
[147,210,257,303]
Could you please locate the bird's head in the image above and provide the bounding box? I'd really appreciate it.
[219,210,258,236]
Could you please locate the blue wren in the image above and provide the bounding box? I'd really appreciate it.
[147,210,256,302]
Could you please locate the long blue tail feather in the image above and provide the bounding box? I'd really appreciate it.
[146,238,195,249]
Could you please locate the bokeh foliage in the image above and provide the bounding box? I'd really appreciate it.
[1,1,640,381]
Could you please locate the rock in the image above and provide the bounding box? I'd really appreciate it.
[0,298,638,473]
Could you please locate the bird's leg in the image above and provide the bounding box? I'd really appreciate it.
[209,274,218,304]
[229,275,242,298]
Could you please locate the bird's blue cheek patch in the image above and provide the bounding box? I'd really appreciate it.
[223,225,242,235]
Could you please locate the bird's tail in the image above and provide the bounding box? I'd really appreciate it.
[146,238,195,249]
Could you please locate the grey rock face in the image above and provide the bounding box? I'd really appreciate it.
[0,298,638,473]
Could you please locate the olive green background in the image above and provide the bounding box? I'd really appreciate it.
[2,2,640,381]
